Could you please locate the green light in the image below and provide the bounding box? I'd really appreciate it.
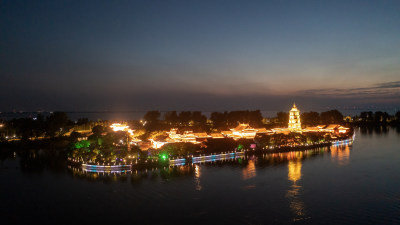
[160,154,168,160]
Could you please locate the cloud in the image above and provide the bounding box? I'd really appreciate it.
[375,81,400,89]
[297,81,400,98]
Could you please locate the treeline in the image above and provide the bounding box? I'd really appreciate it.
[210,111,263,127]
[143,110,263,131]
[144,111,207,127]
[2,109,400,142]
[352,111,400,126]
[0,112,72,141]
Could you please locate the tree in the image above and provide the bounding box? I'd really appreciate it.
[304,133,321,144]
[46,112,70,137]
[160,142,198,156]
[320,110,344,124]
[210,112,227,128]
[202,138,237,154]
[12,118,35,140]
[76,118,89,125]
[144,111,161,123]
[92,125,105,136]
[70,131,82,141]
[359,112,368,122]
[276,112,289,125]
[178,111,191,125]
[254,134,271,147]
[301,111,320,126]
[191,111,207,126]
[374,111,389,124]
[34,113,46,137]
[164,111,178,125]
[248,110,263,127]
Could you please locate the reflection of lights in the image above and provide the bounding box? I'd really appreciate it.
[242,159,256,180]
[288,160,302,183]
[195,165,202,191]
[195,165,200,178]
[286,159,306,221]
[192,152,244,164]
[331,144,351,166]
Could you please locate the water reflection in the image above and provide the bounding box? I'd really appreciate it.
[2,129,399,225]
[242,158,256,180]
[288,160,302,183]
[359,125,395,136]
[194,165,202,191]
[330,144,351,166]
[66,147,333,183]
[69,165,199,183]
[2,142,353,187]
[286,159,307,222]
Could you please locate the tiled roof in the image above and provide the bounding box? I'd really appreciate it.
[210,133,224,138]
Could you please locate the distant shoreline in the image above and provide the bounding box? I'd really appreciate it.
[1,108,399,121]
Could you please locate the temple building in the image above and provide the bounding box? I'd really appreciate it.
[222,123,268,139]
[288,103,302,132]
[136,103,350,150]
[110,123,134,136]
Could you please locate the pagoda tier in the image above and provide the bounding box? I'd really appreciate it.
[288,103,302,132]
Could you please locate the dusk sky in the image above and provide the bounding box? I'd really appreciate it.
[1,0,400,112]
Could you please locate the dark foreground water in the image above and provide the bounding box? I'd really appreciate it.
[1,127,400,225]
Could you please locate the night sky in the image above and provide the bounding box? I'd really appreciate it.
[1,0,400,112]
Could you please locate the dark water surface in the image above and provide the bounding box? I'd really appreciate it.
[1,128,400,224]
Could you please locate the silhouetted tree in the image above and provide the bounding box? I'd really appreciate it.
[69,131,82,141]
[46,112,70,137]
[144,111,161,123]
[210,112,228,128]
[191,111,207,126]
[164,111,178,125]
[374,111,389,124]
[301,111,320,126]
[92,125,105,136]
[76,118,89,125]
[178,111,191,125]
[276,112,289,126]
[254,134,271,147]
[320,110,344,124]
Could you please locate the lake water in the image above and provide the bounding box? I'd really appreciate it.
[1,127,400,224]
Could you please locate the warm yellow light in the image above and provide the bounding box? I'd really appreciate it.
[110,123,136,140]
[288,103,302,132]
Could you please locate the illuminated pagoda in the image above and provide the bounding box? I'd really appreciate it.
[288,103,302,132]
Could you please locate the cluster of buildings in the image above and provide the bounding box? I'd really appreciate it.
[109,104,349,149]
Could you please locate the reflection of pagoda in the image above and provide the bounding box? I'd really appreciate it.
[288,103,302,132]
